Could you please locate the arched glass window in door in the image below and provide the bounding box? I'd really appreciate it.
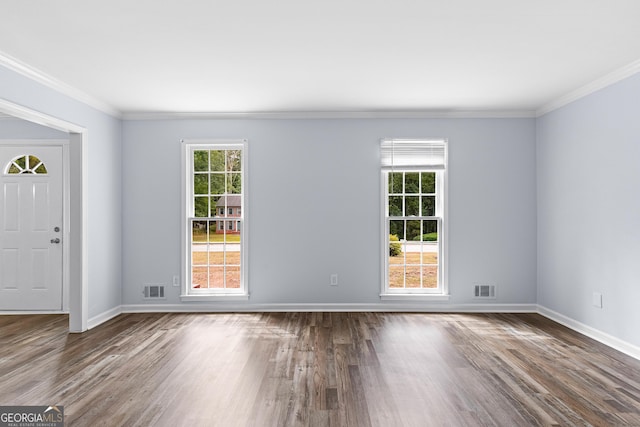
[5,154,48,175]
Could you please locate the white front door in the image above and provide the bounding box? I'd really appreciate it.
[0,145,63,310]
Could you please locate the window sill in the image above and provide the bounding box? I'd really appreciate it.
[180,293,249,302]
[380,293,450,302]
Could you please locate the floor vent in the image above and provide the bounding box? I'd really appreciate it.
[474,284,496,298]
[143,284,165,299]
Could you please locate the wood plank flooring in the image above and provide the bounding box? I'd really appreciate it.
[1,312,639,426]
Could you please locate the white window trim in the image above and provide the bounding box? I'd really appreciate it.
[180,139,249,301]
[380,139,449,301]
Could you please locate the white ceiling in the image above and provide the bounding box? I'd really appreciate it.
[2,1,640,116]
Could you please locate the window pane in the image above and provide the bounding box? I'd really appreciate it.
[405,265,421,288]
[227,173,242,194]
[422,266,438,288]
[192,267,208,288]
[226,266,241,288]
[389,233,403,258]
[390,220,404,240]
[422,242,438,260]
[194,174,209,195]
[404,250,420,266]
[406,220,421,241]
[226,150,242,172]
[223,221,241,242]
[28,155,40,169]
[192,220,208,242]
[207,244,224,264]
[422,220,438,241]
[405,196,419,216]
[210,150,225,172]
[405,172,419,193]
[389,172,403,193]
[388,266,405,288]
[389,196,403,216]
[389,251,404,264]
[208,267,225,288]
[211,197,224,217]
[194,197,208,217]
[194,150,209,172]
[207,196,220,217]
[210,174,225,195]
[421,196,435,216]
[421,172,436,193]
[192,249,208,266]
[225,250,241,265]
[15,156,26,169]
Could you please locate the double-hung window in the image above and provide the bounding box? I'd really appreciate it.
[182,139,248,300]
[381,139,447,298]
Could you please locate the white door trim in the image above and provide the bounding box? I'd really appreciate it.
[0,98,88,332]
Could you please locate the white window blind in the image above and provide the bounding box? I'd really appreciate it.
[381,139,447,170]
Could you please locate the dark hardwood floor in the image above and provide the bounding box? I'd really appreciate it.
[1,312,639,426]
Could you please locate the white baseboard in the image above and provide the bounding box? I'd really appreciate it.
[120,302,537,313]
[0,310,68,315]
[537,305,640,361]
[87,305,122,330]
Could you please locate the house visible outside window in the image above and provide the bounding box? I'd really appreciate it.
[182,139,248,300]
[381,139,448,299]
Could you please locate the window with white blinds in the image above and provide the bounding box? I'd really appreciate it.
[381,139,448,298]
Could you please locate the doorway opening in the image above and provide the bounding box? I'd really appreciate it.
[0,98,87,332]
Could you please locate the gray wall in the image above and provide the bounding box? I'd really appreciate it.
[122,118,537,307]
[0,65,123,319]
[0,117,69,138]
[537,73,640,347]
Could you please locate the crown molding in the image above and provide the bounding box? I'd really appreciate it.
[0,50,121,118]
[537,58,640,117]
[4,46,638,121]
[122,109,537,121]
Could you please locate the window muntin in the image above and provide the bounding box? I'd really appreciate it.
[382,139,446,295]
[185,141,246,295]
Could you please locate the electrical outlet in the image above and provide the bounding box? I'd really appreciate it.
[330,274,338,286]
[173,275,180,287]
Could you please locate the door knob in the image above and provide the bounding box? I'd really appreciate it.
[51,238,61,244]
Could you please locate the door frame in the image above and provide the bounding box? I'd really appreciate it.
[0,98,88,332]
[0,141,69,311]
